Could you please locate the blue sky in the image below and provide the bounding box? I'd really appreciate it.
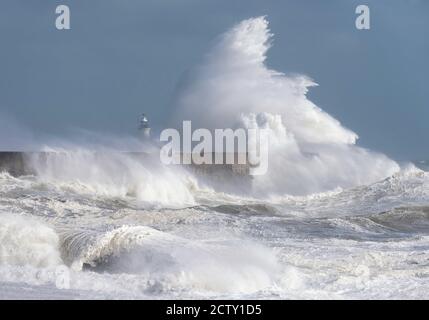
[0,0,427,160]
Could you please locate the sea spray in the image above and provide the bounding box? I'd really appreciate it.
[172,17,399,196]
[27,150,196,207]
[0,214,63,268]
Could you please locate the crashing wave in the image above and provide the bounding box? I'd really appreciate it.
[173,16,399,196]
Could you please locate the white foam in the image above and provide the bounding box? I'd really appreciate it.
[0,214,62,268]
[27,150,196,207]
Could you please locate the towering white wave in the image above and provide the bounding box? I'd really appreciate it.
[173,16,399,195]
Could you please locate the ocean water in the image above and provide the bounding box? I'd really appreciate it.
[0,157,428,299]
[1,17,428,299]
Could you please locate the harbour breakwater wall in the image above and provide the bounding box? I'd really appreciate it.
[0,152,33,176]
[0,152,251,178]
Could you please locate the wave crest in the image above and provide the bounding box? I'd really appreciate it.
[173,16,399,196]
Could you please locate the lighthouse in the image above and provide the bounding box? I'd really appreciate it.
[139,113,151,140]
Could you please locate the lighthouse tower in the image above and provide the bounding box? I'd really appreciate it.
[139,113,151,140]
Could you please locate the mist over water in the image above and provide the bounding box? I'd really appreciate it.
[0,17,428,299]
